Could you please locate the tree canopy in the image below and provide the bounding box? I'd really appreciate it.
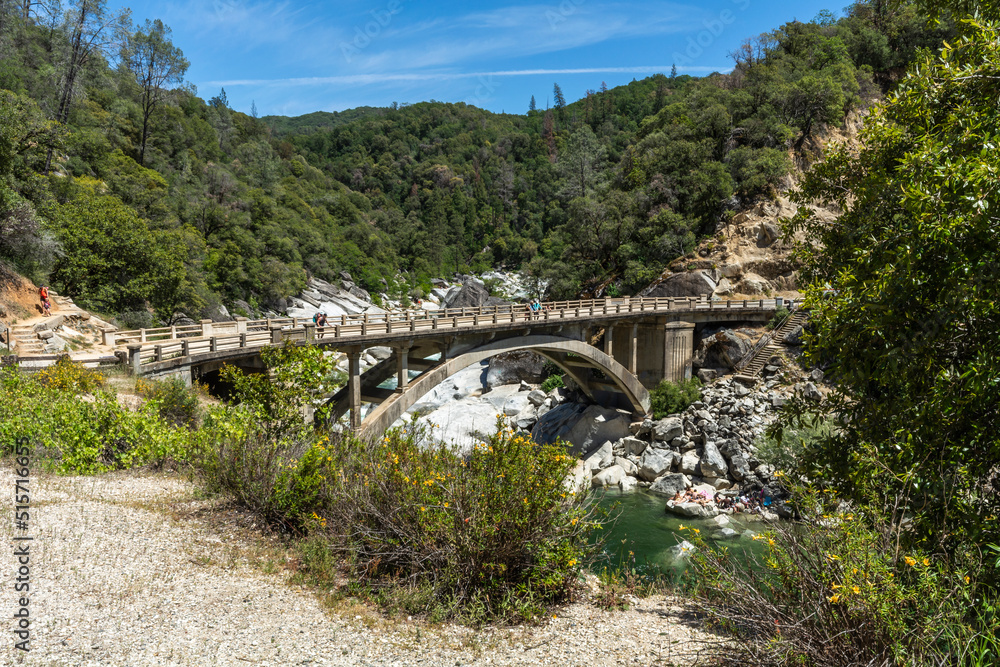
[788,15,1000,568]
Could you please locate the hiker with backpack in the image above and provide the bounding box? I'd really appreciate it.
[39,285,51,316]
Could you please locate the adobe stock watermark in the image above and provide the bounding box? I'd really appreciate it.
[341,0,404,63]
[547,0,585,29]
[211,0,243,20]
[671,0,751,70]
[465,74,500,109]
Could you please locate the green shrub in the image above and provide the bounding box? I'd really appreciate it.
[195,409,321,527]
[0,365,199,472]
[285,420,600,622]
[648,378,701,418]
[136,377,203,428]
[756,413,838,472]
[688,490,998,666]
[34,356,105,392]
[541,373,565,393]
[765,305,791,330]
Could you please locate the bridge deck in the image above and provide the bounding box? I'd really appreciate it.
[117,296,785,371]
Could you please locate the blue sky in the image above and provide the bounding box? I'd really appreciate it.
[113,0,841,118]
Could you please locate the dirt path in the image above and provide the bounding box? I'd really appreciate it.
[0,467,724,666]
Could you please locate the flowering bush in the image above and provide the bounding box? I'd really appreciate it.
[289,419,601,622]
[687,489,997,665]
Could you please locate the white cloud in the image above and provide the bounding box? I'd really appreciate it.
[205,65,726,88]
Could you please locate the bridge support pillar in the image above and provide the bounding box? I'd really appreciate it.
[611,323,638,375]
[395,344,411,392]
[663,322,696,383]
[347,349,362,430]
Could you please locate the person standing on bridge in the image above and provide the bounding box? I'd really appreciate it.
[313,311,328,337]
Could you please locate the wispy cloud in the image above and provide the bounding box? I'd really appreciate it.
[346,2,702,72]
[207,65,725,88]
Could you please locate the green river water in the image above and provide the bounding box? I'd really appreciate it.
[595,489,770,576]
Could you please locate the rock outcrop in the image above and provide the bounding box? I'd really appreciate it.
[486,350,546,388]
[443,279,510,309]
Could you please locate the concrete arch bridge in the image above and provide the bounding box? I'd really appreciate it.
[111,297,782,438]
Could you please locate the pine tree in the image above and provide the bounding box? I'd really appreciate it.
[670,63,677,79]
[529,95,536,112]
[553,83,566,109]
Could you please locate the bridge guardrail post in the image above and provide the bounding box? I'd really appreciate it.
[304,322,316,342]
[127,344,142,375]
[201,319,213,338]
[236,317,248,334]
[210,337,218,352]
[270,326,283,344]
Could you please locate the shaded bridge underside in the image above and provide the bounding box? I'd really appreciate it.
[330,335,651,439]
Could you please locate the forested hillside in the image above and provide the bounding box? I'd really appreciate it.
[0,0,952,325]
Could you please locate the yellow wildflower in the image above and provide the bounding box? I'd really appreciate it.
[922,558,930,567]
[678,524,687,531]
[904,556,917,567]
[852,586,860,595]
[828,593,840,603]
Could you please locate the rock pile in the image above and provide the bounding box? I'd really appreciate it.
[561,377,799,517]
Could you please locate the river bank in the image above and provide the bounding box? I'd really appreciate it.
[0,466,726,666]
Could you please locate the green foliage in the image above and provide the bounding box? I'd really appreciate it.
[136,377,203,429]
[195,414,601,622]
[689,490,997,665]
[307,421,598,622]
[786,16,1000,573]
[220,343,345,437]
[648,378,701,418]
[0,365,200,473]
[47,186,190,316]
[756,413,838,472]
[540,373,565,393]
[0,4,957,318]
[765,305,791,330]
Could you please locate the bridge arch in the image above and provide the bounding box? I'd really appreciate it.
[355,334,651,439]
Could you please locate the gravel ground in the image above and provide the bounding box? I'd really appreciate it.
[1,467,725,666]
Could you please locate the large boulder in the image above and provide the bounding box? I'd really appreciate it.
[757,222,780,247]
[564,460,591,495]
[679,450,701,475]
[486,350,546,388]
[443,279,509,309]
[728,454,751,481]
[699,441,728,478]
[531,404,631,455]
[700,329,753,370]
[736,272,772,295]
[652,417,684,442]
[592,465,625,488]
[205,303,232,322]
[643,271,717,298]
[619,436,647,456]
[665,501,718,519]
[784,325,805,346]
[583,441,614,470]
[638,450,676,481]
[614,456,638,476]
[649,473,689,497]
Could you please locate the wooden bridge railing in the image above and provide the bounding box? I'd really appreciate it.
[120,296,784,369]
